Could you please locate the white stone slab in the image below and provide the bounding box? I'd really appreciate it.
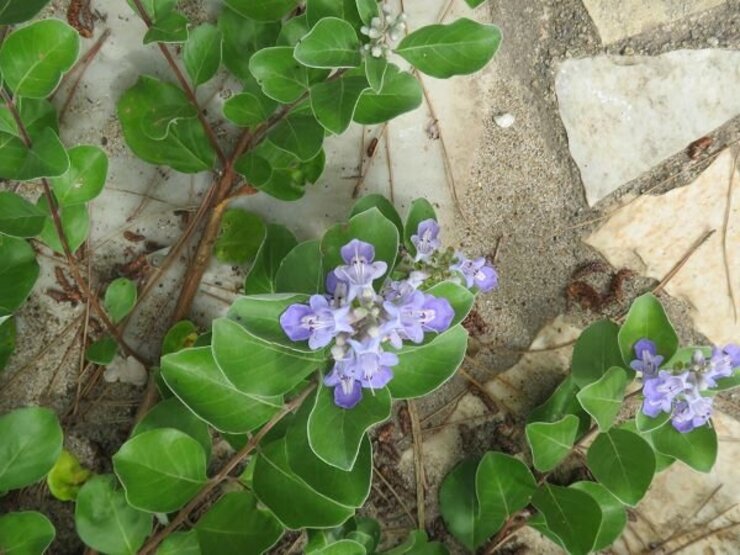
[582,0,726,44]
[587,148,740,345]
[555,49,740,206]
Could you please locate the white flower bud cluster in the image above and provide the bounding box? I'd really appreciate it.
[360,4,407,58]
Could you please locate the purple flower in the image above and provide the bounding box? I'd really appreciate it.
[382,291,454,347]
[411,219,441,261]
[703,347,734,388]
[347,338,398,389]
[325,272,350,307]
[324,359,362,409]
[450,254,498,292]
[334,240,387,301]
[630,339,664,379]
[641,370,690,418]
[720,344,740,368]
[671,393,714,433]
[383,271,428,303]
[279,295,353,350]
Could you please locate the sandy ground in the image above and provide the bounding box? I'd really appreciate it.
[1,0,739,553]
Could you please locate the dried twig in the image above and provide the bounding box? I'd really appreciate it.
[721,153,738,321]
[407,400,426,529]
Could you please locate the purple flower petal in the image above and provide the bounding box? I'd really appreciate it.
[421,294,454,333]
[410,219,441,261]
[340,239,376,265]
[279,304,313,342]
[334,379,363,409]
[474,265,499,292]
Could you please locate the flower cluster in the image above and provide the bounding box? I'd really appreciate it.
[632,339,739,432]
[360,4,407,58]
[279,220,498,409]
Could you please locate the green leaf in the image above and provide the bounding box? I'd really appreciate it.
[570,481,627,551]
[253,438,355,528]
[310,540,366,555]
[214,209,266,264]
[143,11,189,44]
[321,207,399,284]
[0,235,39,316]
[161,347,282,434]
[310,75,369,134]
[184,23,222,86]
[245,224,298,294]
[223,89,278,127]
[127,0,177,20]
[0,406,62,491]
[104,277,138,324]
[225,0,297,21]
[212,317,324,397]
[440,453,536,550]
[294,17,362,69]
[287,399,372,508]
[355,0,379,25]
[157,531,201,555]
[308,383,391,470]
[307,0,362,27]
[531,484,601,555]
[525,414,579,472]
[132,397,212,460]
[571,319,626,388]
[0,191,47,238]
[354,64,423,125]
[364,56,388,93]
[650,421,717,472]
[239,144,324,201]
[50,145,108,206]
[118,76,215,173]
[46,449,92,501]
[395,18,501,79]
[403,198,437,255]
[85,335,118,365]
[350,194,403,237]
[162,320,198,356]
[587,428,655,506]
[278,13,310,46]
[618,293,679,366]
[250,46,328,103]
[714,369,740,391]
[36,196,89,254]
[275,240,325,294]
[0,98,58,140]
[388,325,468,399]
[0,315,16,370]
[0,0,51,24]
[635,409,671,433]
[383,530,447,555]
[0,20,79,98]
[0,128,69,181]
[620,420,675,473]
[576,366,628,431]
[195,491,284,554]
[528,376,592,438]
[0,511,55,555]
[75,475,152,555]
[113,428,208,513]
[219,8,280,82]
[268,112,325,162]
[226,294,319,351]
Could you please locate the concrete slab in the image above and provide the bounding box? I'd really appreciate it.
[555,49,740,206]
[582,0,726,44]
[587,148,740,345]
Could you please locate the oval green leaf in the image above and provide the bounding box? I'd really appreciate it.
[0,511,55,555]
[104,277,137,324]
[0,406,63,491]
[184,23,222,86]
[294,17,361,69]
[650,420,717,473]
[618,293,679,366]
[531,483,601,555]
[354,64,422,125]
[576,366,628,431]
[0,235,39,316]
[571,319,626,388]
[570,481,627,551]
[0,20,79,98]
[75,474,152,555]
[0,191,47,238]
[50,145,108,206]
[395,18,501,79]
[525,414,579,472]
[587,428,656,506]
[113,428,208,513]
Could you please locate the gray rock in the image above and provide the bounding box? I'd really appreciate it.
[555,49,740,205]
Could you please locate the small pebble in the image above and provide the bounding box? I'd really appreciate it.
[707,36,719,47]
[494,113,515,129]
